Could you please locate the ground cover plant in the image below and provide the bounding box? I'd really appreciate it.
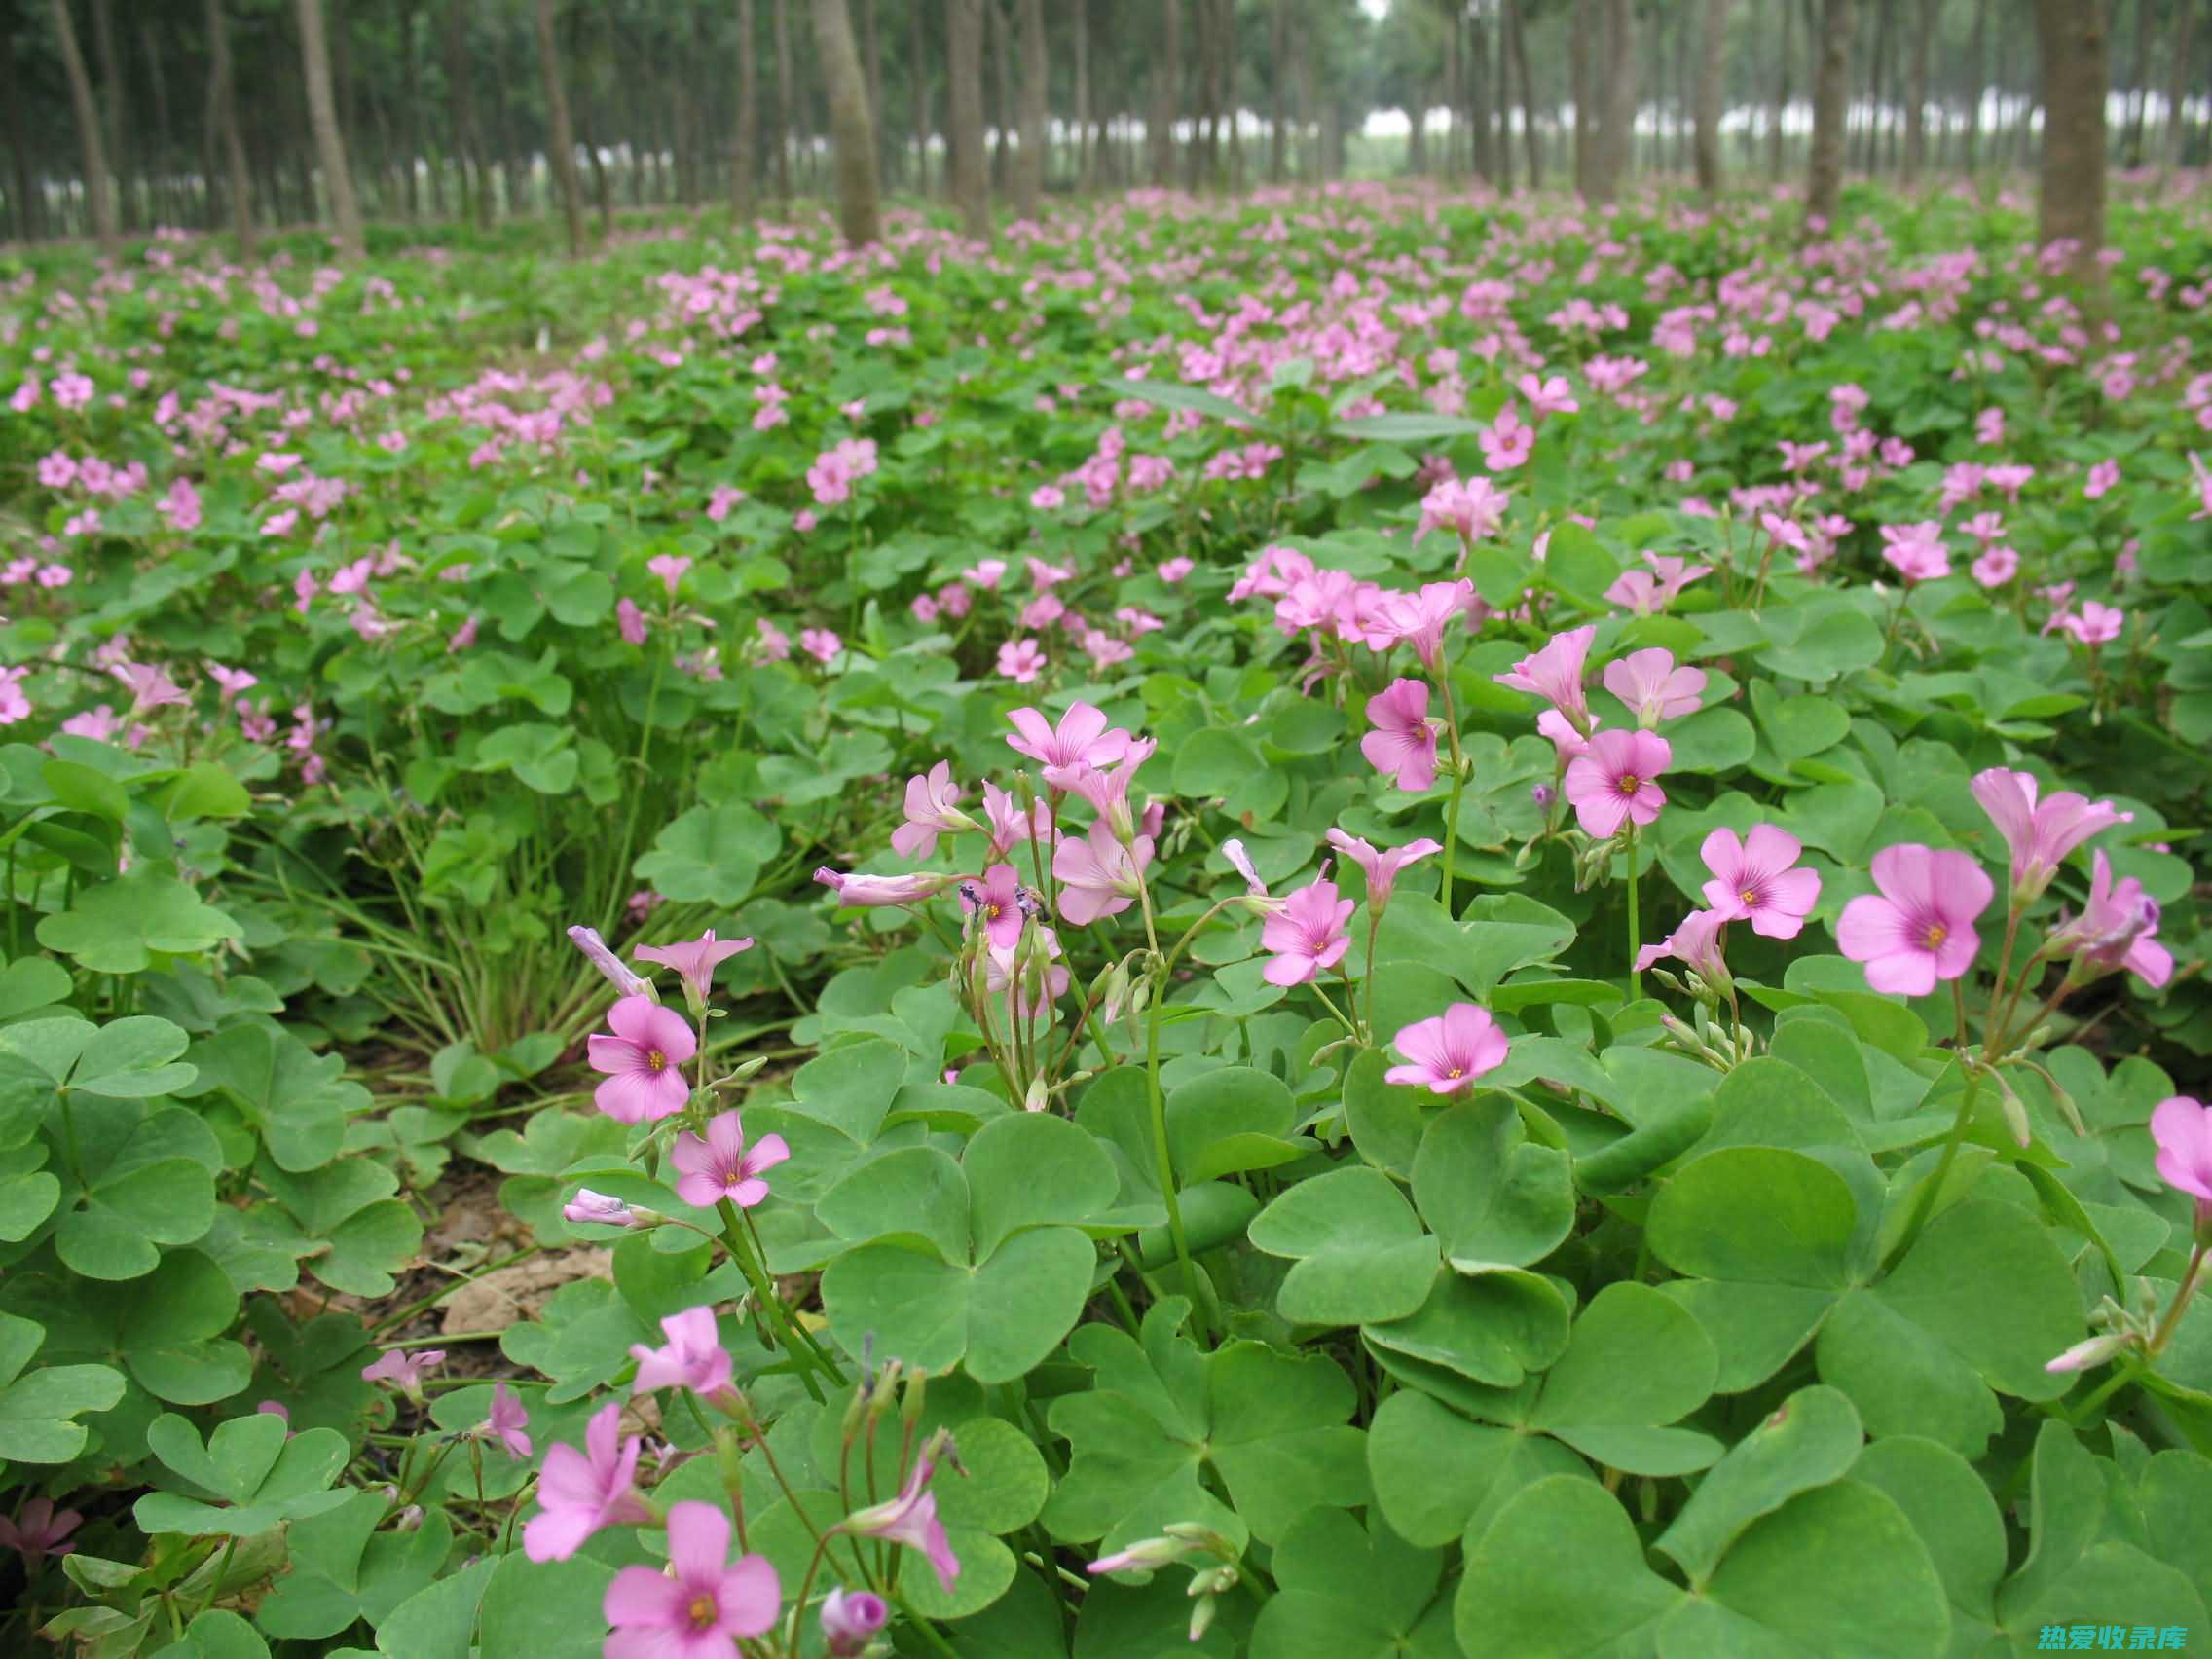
[2,171,2212,1657]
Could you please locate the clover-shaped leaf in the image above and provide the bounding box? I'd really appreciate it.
[134,1409,351,1535]
[0,1312,125,1462]
[633,802,780,906]
[1248,1165,1439,1326]
[1411,1098,1574,1269]
[188,1022,366,1172]
[35,873,242,974]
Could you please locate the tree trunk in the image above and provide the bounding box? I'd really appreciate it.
[1269,0,1289,181]
[1294,0,1313,179]
[1593,0,1634,200]
[1770,0,1793,177]
[1494,3,1513,189]
[447,0,490,225]
[1962,0,1987,171]
[204,0,254,254]
[1862,0,1891,173]
[911,0,931,194]
[1014,0,1045,214]
[52,0,118,251]
[1469,6,1493,182]
[140,17,172,227]
[986,0,1012,191]
[296,0,363,256]
[734,0,758,218]
[1570,0,1593,196]
[863,0,884,181]
[2161,0,2198,180]
[2123,0,2151,167]
[2034,0,2105,271]
[947,0,991,238]
[1152,0,1181,185]
[1218,0,1239,189]
[1507,0,1540,185]
[774,0,794,198]
[90,0,129,230]
[1901,0,1933,181]
[534,0,586,253]
[1806,0,1852,228]
[1694,0,1730,192]
[2,18,42,240]
[1073,0,1091,188]
[810,0,880,243]
[394,0,422,215]
[1443,12,1460,177]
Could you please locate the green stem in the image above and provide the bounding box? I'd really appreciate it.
[2148,1243,2208,1356]
[2066,1357,2144,1425]
[1441,769,1465,920]
[1886,1065,1982,1272]
[718,1200,828,1402]
[1625,827,1641,1000]
[1145,980,1212,1340]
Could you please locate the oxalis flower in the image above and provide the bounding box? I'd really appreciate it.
[820,1587,890,1655]
[1970,767,2131,903]
[1635,908,1732,990]
[842,1430,962,1595]
[1260,875,1355,987]
[524,1402,651,1562]
[1602,648,1706,727]
[486,1383,532,1460]
[1386,1004,1510,1094]
[588,996,698,1124]
[1325,830,1442,915]
[1493,625,1595,733]
[630,1306,741,1409]
[1700,826,1821,940]
[1360,678,1441,793]
[2045,850,2171,990]
[1563,728,1671,839]
[633,930,753,1008]
[1053,821,1153,925]
[670,1110,790,1210]
[1006,701,1130,772]
[1835,844,1992,997]
[603,1500,780,1657]
[2152,1096,2212,1232]
[892,760,977,859]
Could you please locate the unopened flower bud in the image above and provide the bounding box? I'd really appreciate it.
[1189,1593,1219,1643]
[568,925,653,999]
[2045,1332,2130,1374]
[1086,1534,1190,1577]
[1023,1075,1050,1113]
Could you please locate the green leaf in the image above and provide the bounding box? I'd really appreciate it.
[52,1101,219,1280]
[135,1411,351,1535]
[964,1111,1119,1257]
[633,802,780,906]
[1530,1282,1718,1443]
[71,1016,197,1098]
[1167,1065,1301,1185]
[1368,1390,1590,1547]
[1251,1507,1457,1659]
[0,1312,125,1461]
[1411,1099,1574,1268]
[822,1228,1096,1384]
[36,872,242,974]
[190,1023,366,1173]
[1248,1166,1439,1326]
[1456,1477,1680,1654]
[1363,1267,1570,1389]
[158,763,253,822]
[474,1549,615,1659]
[1655,1384,1864,1586]
[1751,679,1852,763]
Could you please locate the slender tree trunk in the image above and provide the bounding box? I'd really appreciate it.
[1074,0,1091,188]
[1862,0,1890,173]
[2123,0,2151,167]
[1218,0,1240,189]
[1469,6,1494,182]
[1570,0,1593,196]
[863,0,884,180]
[1694,0,1731,192]
[90,0,129,230]
[1014,0,1045,214]
[204,0,254,254]
[534,0,586,253]
[1443,12,1461,178]
[911,0,931,195]
[2033,0,2105,271]
[2160,0,2198,181]
[734,0,758,218]
[1770,0,1794,177]
[1507,0,1541,185]
[774,0,794,198]
[1806,0,1852,228]
[1962,0,1987,171]
[948,0,991,237]
[52,0,118,251]
[394,0,422,215]
[1901,0,1933,181]
[140,17,172,227]
[447,0,490,225]
[1592,0,1634,201]
[1269,0,1289,181]
[810,0,880,243]
[1,21,39,241]
[1494,3,1513,189]
[987,0,1013,190]
[1153,0,1181,185]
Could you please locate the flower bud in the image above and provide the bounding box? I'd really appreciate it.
[567,926,653,999]
[1023,1076,1050,1114]
[2045,1332,2130,1374]
[563,1189,642,1228]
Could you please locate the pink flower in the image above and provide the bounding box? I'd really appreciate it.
[208,664,257,703]
[671,1112,791,1211]
[1479,405,1535,470]
[1634,908,1732,986]
[985,925,1072,1017]
[843,1433,961,1595]
[979,780,1050,856]
[706,485,744,522]
[0,669,34,726]
[961,864,1030,948]
[1360,678,1441,793]
[630,1305,740,1405]
[891,761,975,859]
[1563,728,1672,839]
[647,553,692,596]
[996,637,1047,682]
[2045,849,2171,989]
[1385,1003,1510,1094]
[569,925,653,998]
[1970,768,2131,902]
[2062,601,2124,645]
[799,628,842,664]
[1602,648,1706,726]
[1159,556,1194,583]
[820,1587,890,1656]
[2083,459,2120,500]
[1260,876,1355,986]
[1379,582,1475,674]
[1053,821,1153,925]
[1835,844,1993,996]
[564,1189,641,1228]
[634,931,755,1007]
[1494,626,1596,732]
[1324,830,1442,914]
[587,996,697,1123]
[362,1348,445,1399]
[1030,483,1066,510]
[526,1402,650,1562]
[487,1383,532,1459]
[1415,475,1510,543]
[815,869,954,907]
[603,1499,780,1653]
[2152,1096,2212,1213]
[110,661,189,716]
[1007,702,1130,771]
[617,598,649,645]
[1519,372,1579,416]
[1053,737,1157,842]
[0,1499,82,1567]
[448,614,481,652]
[1879,522,1952,583]
[1700,826,1822,939]
[1971,546,2019,587]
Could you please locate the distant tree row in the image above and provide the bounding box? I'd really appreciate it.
[2,1,2202,275]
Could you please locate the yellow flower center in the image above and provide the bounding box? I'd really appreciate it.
[1615,774,1641,795]
[688,1594,718,1630]
[1923,924,1947,949]
[984,903,1000,919]
[646,1051,666,1073]
[1447,1067,1464,1079]
[1741,888,1759,906]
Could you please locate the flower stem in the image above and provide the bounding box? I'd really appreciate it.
[1885,1064,1982,1272]
[718,1200,829,1402]
[2067,1356,2143,1425]
[1144,981,1212,1340]
[1625,827,1641,1000]
[2149,1243,2208,1356]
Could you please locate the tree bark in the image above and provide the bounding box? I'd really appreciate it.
[1592,0,1634,201]
[733,0,758,218]
[1570,0,1592,196]
[89,0,129,230]
[863,0,884,180]
[204,0,254,254]
[988,0,1011,188]
[1694,0,1731,192]
[2123,0,2151,167]
[1962,0,1986,171]
[811,0,880,244]
[447,0,491,225]
[911,0,932,194]
[1770,0,1794,178]
[1469,5,1494,182]
[1806,0,1852,229]
[2034,0,2105,272]
[1902,0,1933,181]
[947,0,992,238]
[1014,0,1045,214]
[1507,0,1540,185]
[1152,0,1181,185]
[1494,2,1513,189]
[1,20,39,240]
[774,0,794,198]
[534,0,586,254]
[2160,0,2198,180]
[52,0,119,251]
[1073,0,1091,188]
[1269,0,1289,182]
[296,0,363,256]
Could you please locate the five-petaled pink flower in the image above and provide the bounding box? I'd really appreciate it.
[525,1402,651,1562]
[646,553,692,596]
[843,1431,962,1594]
[892,761,976,859]
[2151,1096,2212,1228]
[487,1383,532,1459]
[1007,701,1131,771]
[1970,768,2131,903]
[1635,908,1731,986]
[1602,648,1706,727]
[603,1499,780,1656]
[634,931,754,1007]
[1325,830,1442,915]
[670,1111,791,1210]
[588,996,698,1123]
[0,1498,82,1567]
[816,868,954,907]
[1386,1003,1510,1094]
[110,661,189,716]
[1360,678,1441,793]
[961,864,1029,948]
[1563,728,1672,839]
[362,1348,444,1398]
[630,1305,742,1407]
[1052,821,1153,925]
[1260,875,1355,986]
[1494,626,1596,733]
[1835,844,1992,996]
[2045,849,2172,989]
[997,637,1047,682]
[1700,826,1822,939]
